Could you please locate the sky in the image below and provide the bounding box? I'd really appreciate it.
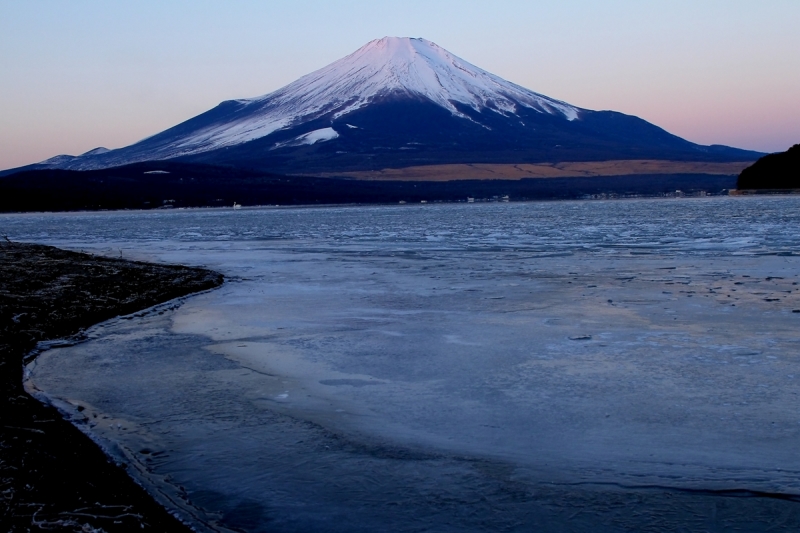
[1,0,799,170]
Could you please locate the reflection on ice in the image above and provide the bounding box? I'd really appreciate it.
[13,197,800,532]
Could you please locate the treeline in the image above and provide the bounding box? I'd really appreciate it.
[737,144,800,190]
[0,161,737,212]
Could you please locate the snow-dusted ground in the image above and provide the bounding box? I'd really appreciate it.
[10,197,800,532]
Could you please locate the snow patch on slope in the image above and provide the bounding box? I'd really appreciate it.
[273,128,340,150]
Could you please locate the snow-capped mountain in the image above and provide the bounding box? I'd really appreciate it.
[27,37,760,174]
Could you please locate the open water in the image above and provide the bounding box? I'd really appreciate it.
[5,196,800,532]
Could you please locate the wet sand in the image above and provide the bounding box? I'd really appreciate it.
[0,241,222,532]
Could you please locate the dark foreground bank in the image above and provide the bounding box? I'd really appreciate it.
[0,241,223,532]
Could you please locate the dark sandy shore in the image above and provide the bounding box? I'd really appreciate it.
[0,240,223,532]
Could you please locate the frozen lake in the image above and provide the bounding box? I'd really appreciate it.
[7,197,800,532]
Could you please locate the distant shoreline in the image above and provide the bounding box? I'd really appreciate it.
[729,188,800,196]
[4,188,799,218]
[0,160,742,213]
[0,241,223,532]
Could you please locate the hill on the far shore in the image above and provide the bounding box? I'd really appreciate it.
[737,144,800,189]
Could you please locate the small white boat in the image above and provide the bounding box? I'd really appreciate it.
[467,197,475,203]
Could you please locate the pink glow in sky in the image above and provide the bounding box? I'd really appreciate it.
[1,0,798,170]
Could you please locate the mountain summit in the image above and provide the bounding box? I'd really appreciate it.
[268,36,581,124]
[29,37,760,174]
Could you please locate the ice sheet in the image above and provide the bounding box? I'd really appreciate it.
[11,196,800,532]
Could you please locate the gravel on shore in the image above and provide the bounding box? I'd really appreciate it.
[1,240,223,532]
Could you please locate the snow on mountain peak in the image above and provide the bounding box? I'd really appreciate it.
[253,37,580,123]
[173,37,582,155]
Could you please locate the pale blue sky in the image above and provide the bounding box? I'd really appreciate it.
[2,0,799,169]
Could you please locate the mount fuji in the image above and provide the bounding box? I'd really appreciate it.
[22,37,760,175]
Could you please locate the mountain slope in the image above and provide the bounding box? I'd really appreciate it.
[23,37,762,174]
